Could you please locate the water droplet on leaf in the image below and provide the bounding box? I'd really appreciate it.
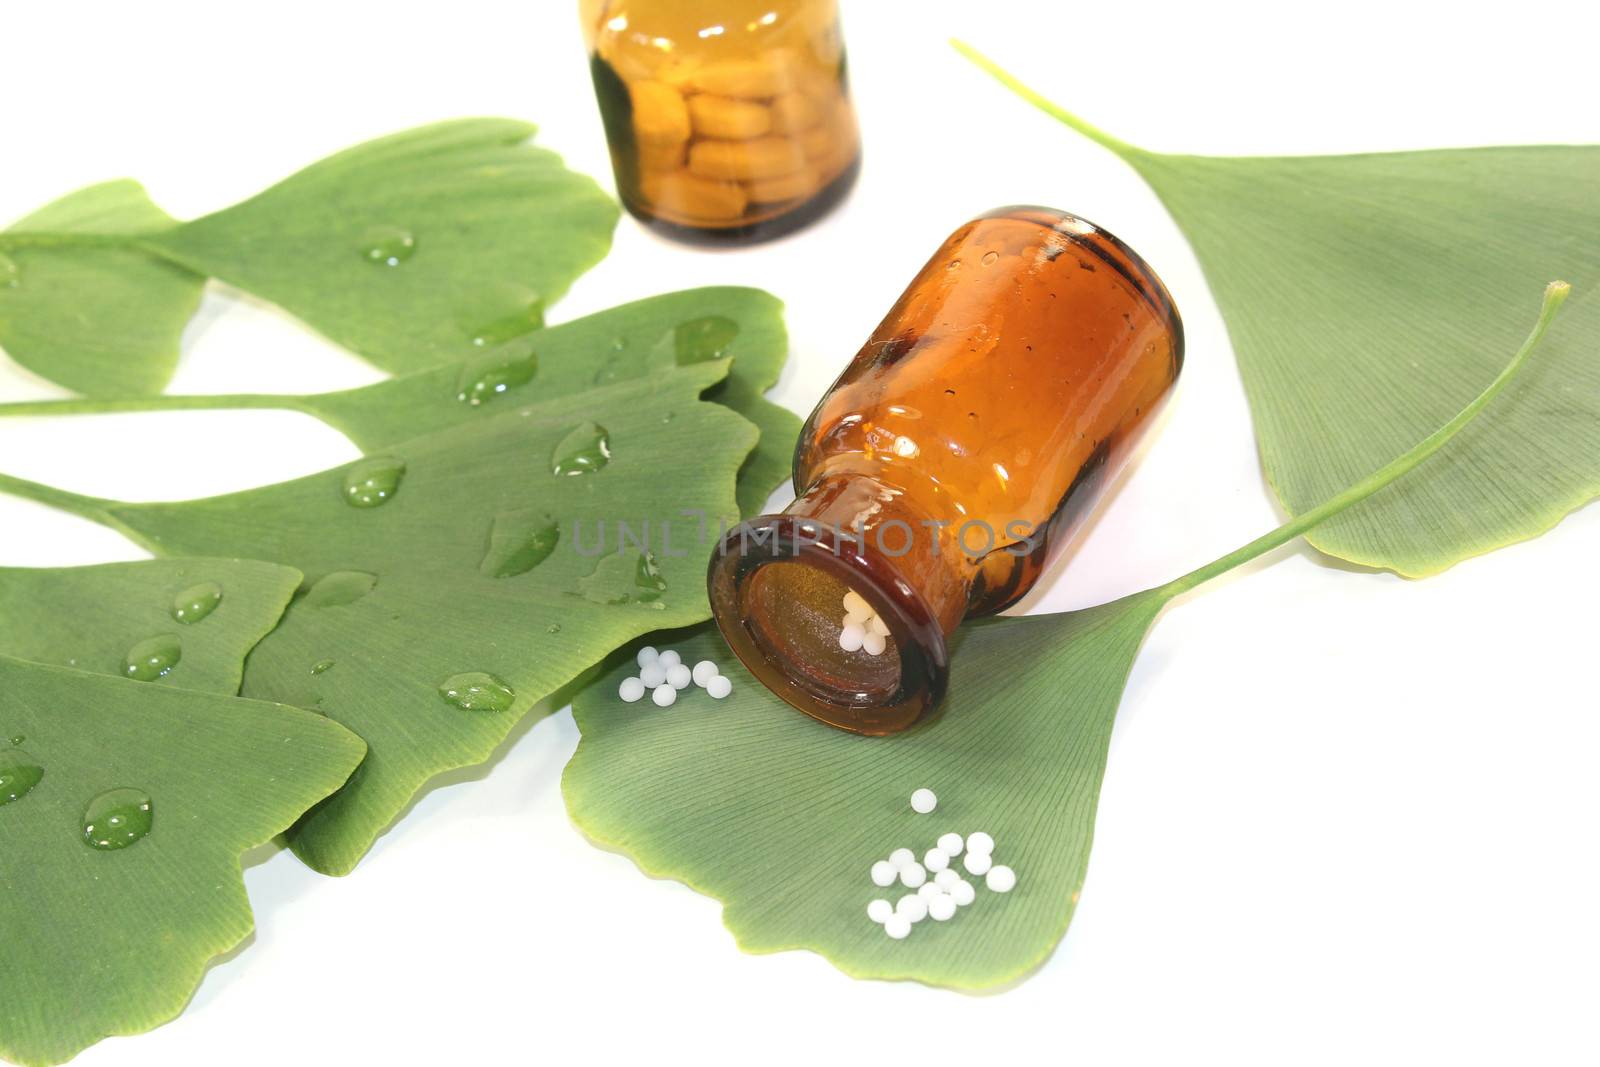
[0,253,20,288]
[551,422,611,476]
[456,349,539,406]
[312,659,335,675]
[342,456,405,507]
[170,581,223,624]
[304,570,378,607]
[123,635,181,681]
[462,285,545,347]
[437,671,515,713]
[480,509,560,577]
[360,225,416,266]
[673,316,740,364]
[577,548,667,607]
[0,749,44,805]
[82,788,153,850]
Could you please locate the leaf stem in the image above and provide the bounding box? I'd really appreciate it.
[1157,282,1572,599]
[0,470,149,542]
[949,40,1143,159]
[0,393,309,419]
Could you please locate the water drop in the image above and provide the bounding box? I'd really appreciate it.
[945,258,962,271]
[82,788,153,850]
[341,456,405,507]
[546,624,561,634]
[673,316,740,365]
[123,635,181,681]
[480,509,560,578]
[360,225,416,266]
[551,422,611,476]
[170,581,223,624]
[981,250,999,266]
[437,671,515,713]
[9,735,24,746]
[462,284,545,347]
[577,548,667,607]
[304,570,378,607]
[312,659,335,675]
[0,253,19,288]
[456,349,539,406]
[0,749,44,805]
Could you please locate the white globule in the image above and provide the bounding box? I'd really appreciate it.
[706,675,733,699]
[838,623,866,652]
[986,865,1017,893]
[640,662,667,688]
[843,590,870,617]
[884,915,912,940]
[618,677,646,703]
[636,646,659,668]
[651,684,676,708]
[917,881,943,900]
[867,899,894,924]
[910,788,937,814]
[862,629,887,656]
[966,831,995,856]
[934,868,962,890]
[950,879,976,906]
[658,649,682,668]
[937,832,964,857]
[691,660,719,687]
[870,860,898,887]
[963,851,993,876]
[888,847,916,869]
[868,614,890,637]
[899,862,928,888]
[927,893,957,921]
[666,663,692,690]
[896,894,929,922]
[924,847,949,872]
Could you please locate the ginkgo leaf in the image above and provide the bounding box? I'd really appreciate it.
[0,362,757,875]
[0,654,366,1067]
[0,181,205,396]
[0,558,301,693]
[0,288,799,517]
[563,285,1568,988]
[143,119,618,375]
[956,43,1600,577]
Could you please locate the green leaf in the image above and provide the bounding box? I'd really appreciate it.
[0,363,758,874]
[0,288,800,518]
[955,43,1600,576]
[0,181,205,396]
[0,558,302,693]
[563,284,1569,988]
[0,654,366,1067]
[143,119,619,374]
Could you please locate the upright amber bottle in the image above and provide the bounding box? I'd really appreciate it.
[581,0,861,244]
[708,207,1183,734]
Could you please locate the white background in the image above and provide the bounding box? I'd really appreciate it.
[3,1,1598,1064]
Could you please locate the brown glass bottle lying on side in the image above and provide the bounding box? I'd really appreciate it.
[709,206,1183,734]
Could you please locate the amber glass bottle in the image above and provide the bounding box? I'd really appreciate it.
[708,207,1183,734]
[581,0,861,244]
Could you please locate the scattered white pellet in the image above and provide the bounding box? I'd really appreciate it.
[706,675,733,699]
[870,860,897,887]
[888,847,916,869]
[917,881,943,900]
[843,590,871,617]
[986,865,1017,893]
[618,677,646,702]
[867,898,894,924]
[666,663,692,690]
[640,661,667,688]
[636,646,659,668]
[899,862,927,888]
[966,831,995,856]
[884,914,912,939]
[651,684,676,708]
[963,851,992,876]
[838,623,866,652]
[691,660,719,687]
[862,629,887,656]
[949,879,976,906]
[911,788,937,814]
[934,868,961,890]
[937,832,964,857]
[896,894,929,922]
[924,847,949,872]
[927,893,957,921]
[868,614,890,637]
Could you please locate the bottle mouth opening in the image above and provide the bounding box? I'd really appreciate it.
[707,515,949,735]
